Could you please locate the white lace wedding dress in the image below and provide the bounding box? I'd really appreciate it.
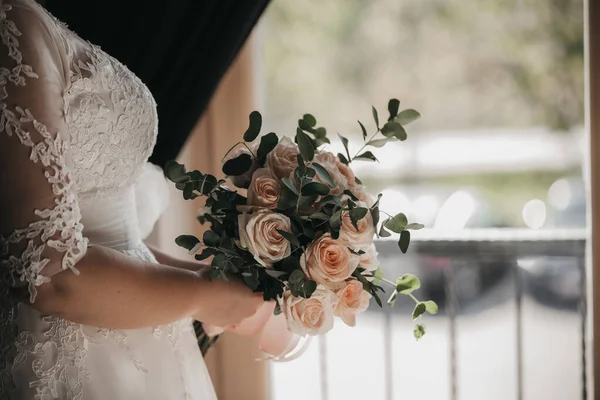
[0,0,217,398]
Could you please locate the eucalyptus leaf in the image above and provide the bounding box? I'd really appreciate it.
[278,185,298,210]
[265,269,287,279]
[303,113,317,127]
[195,248,219,261]
[338,153,349,165]
[367,137,393,148]
[378,221,392,238]
[338,133,351,161]
[243,111,262,142]
[175,235,200,251]
[312,163,335,187]
[372,106,380,128]
[371,206,380,231]
[406,223,425,230]
[165,160,188,183]
[424,300,439,315]
[354,151,378,162]
[412,302,427,320]
[296,128,315,162]
[358,120,367,140]
[301,182,330,196]
[297,154,305,168]
[387,98,400,121]
[298,118,315,133]
[414,324,426,340]
[298,194,319,209]
[257,132,278,161]
[399,230,411,253]
[281,177,299,195]
[395,109,422,126]
[243,274,261,290]
[222,153,253,176]
[381,121,407,141]
[385,213,408,233]
[355,176,362,185]
[276,229,301,247]
[395,274,421,294]
[309,212,330,221]
[349,207,369,231]
[315,127,327,139]
[329,209,343,229]
[203,230,221,247]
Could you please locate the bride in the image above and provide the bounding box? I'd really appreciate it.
[0,0,295,398]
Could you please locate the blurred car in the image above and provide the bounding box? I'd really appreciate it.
[518,176,585,310]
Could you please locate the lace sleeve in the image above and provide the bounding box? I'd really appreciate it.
[0,2,87,303]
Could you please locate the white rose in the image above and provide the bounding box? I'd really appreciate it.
[266,137,299,180]
[238,209,292,267]
[281,285,336,336]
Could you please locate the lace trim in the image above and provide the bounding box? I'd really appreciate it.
[0,2,88,303]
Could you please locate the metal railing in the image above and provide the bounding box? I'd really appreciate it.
[317,229,588,400]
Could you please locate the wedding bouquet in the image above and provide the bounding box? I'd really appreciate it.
[166,99,437,353]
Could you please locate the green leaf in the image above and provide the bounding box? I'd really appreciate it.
[196,174,218,195]
[315,127,327,139]
[329,209,343,229]
[280,256,301,272]
[338,133,351,162]
[338,152,349,165]
[281,177,299,195]
[296,128,315,162]
[298,194,319,209]
[385,213,408,233]
[303,113,317,127]
[399,230,411,253]
[319,195,343,208]
[372,106,380,128]
[195,248,219,261]
[423,300,438,315]
[413,302,427,320]
[278,185,298,210]
[257,132,278,161]
[305,167,316,178]
[354,151,378,162]
[312,162,335,187]
[367,138,393,148]
[414,324,426,340]
[297,154,305,168]
[381,121,407,141]
[211,253,228,269]
[175,235,200,251]
[387,290,398,306]
[265,269,287,279]
[378,219,392,237]
[372,267,384,285]
[343,189,359,201]
[355,177,362,185]
[243,274,261,290]
[395,109,422,126]
[298,118,315,133]
[395,274,421,294]
[406,223,425,230]
[349,207,369,231]
[387,98,400,121]
[301,182,330,196]
[358,120,367,140]
[165,160,188,183]
[243,111,262,142]
[222,153,253,176]
[309,212,330,221]
[276,229,301,247]
[203,230,221,247]
[371,206,380,231]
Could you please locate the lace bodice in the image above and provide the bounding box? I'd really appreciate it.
[0,0,158,301]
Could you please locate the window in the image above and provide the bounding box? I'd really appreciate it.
[258,1,586,399]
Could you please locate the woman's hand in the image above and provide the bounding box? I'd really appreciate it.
[192,271,265,328]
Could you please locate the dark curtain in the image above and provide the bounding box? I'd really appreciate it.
[45,0,270,169]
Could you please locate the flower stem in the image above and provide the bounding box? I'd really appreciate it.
[351,128,382,161]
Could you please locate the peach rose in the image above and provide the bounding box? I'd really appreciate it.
[338,201,375,248]
[300,233,360,288]
[238,209,292,267]
[247,168,281,209]
[334,279,371,327]
[313,151,348,196]
[281,285,336,336]
[358,243,379,273]
[223,141,260,188]
[266,137,299,180]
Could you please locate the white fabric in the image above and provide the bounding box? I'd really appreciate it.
[0,0,216,398]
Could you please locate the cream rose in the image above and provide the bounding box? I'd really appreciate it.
[300,233,359,288]
[247,168,281,209]
[281,285,336,336]
[238,209,292,267]
[313,151,349,196]
[358,243,379,273]
[266,137,299,180]
[338,201,375,248]
[334,279,371,327]
[223,141,260,188]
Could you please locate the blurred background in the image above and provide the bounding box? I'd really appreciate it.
[257,1,587,399]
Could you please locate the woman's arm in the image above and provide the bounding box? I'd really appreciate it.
[26,245,263,330]
[146,244,205,272]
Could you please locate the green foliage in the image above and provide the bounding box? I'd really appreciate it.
[243,111,262,142]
